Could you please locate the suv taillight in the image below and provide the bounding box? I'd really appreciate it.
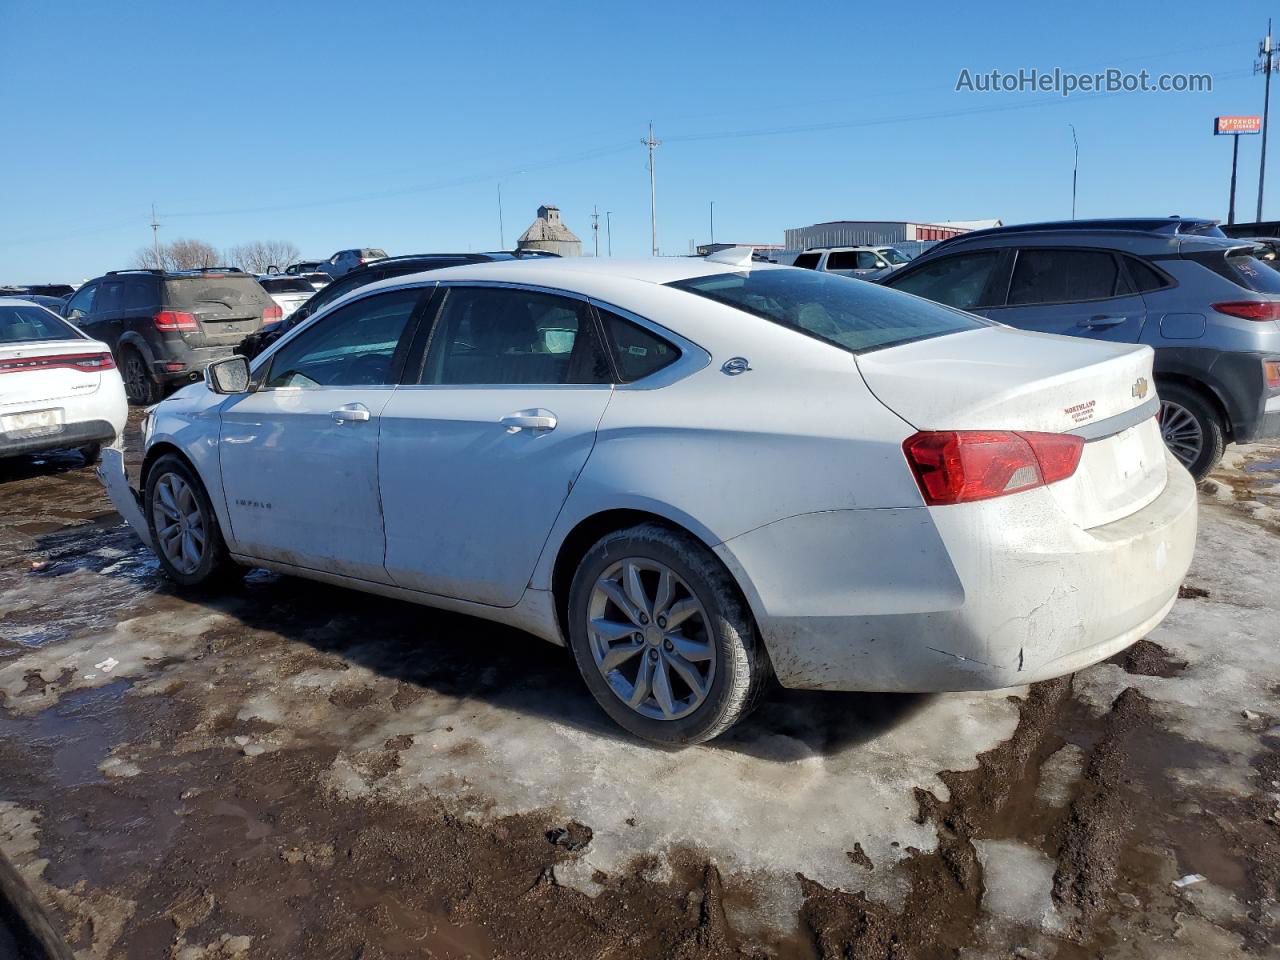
[903,430,1085,505]
[154,310,197,331]
[262,304,283,325]
[1211,301,1280,322]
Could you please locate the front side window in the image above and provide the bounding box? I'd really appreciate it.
[1006,249,1120,305]
[885,251,1001,310]
[0,304,81,343]
[419,287,610,385]
[64,283,97,320]
[263,288,422,388]
[597,307,679,382]
[670,268,988,354]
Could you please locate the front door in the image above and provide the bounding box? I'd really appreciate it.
[981,247,1148,343]
[218,286,428,581]
[379,285,614,606]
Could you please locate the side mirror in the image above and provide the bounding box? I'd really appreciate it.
[206,355,251,395]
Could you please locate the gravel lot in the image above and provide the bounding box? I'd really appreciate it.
[1,412,1278,959]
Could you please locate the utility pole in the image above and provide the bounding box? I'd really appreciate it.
[642,122,661,256]
[592,205,600,257]
[606,211,613,256]
[1257,19,1276,222]
[497,184,506,250]
[150,203,161,265]
[1069,125,1079,219]
[710,200,715,245]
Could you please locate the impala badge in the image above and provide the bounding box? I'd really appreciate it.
[1131,377,1149,400]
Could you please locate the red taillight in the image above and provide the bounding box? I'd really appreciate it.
[1211,300,1280,322]
[1265,359,1280,389]
[0,351,116,374]
[903,430,1085,505]
[262,304,283,325]
[154,310,197,331]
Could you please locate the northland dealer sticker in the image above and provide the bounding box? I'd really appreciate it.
[1064,399,1097,423]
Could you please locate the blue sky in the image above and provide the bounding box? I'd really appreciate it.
[2,1,1277,281]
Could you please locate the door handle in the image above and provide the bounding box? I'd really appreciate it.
[330,403,371,424]
[500,409,558,433]
[1081,314,1127,328]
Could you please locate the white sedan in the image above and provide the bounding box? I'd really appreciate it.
[1,298,127,463]
[97,252,1197,743]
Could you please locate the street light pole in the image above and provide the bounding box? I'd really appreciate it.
[1069,124,1079,219]
[710,200,715,245]
[606,211,613,256]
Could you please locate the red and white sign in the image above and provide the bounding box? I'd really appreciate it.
[1215,116,1263,135]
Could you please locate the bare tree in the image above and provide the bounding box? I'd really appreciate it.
[134,238,221,271]
[225,240,301,275]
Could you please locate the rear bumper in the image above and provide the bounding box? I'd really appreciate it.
[716,451,1198,692]
[0,418,118,457]
[151,343,241,382]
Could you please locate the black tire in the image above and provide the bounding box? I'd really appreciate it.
[79,443,101,465]
[566,523,770,745]
[1158,381,1225,481]
[144,453,234,587]
[122,348,161,406]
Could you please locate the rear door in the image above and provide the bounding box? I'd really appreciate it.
[379,284,614,606]
[218,286,429,580]
[983,247,1148,343]
[165,275,267,347]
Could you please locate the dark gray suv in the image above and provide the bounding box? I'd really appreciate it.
[881,218,1280,478]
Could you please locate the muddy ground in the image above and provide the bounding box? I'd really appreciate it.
[1,413,1278,959]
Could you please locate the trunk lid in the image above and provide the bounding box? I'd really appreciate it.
[164,275,267,347]
[0,339,106,407]
[858,327,1166,528]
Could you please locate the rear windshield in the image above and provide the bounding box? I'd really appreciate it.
[363,249,388,259]
[1226,253,1280,293]
[164,276,271,310]
[668,268,988,353]
[0,304,81,343]
[259,277,316,294]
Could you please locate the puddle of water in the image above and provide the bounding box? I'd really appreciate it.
[0,679,133,785]
[1244,457,1280,473]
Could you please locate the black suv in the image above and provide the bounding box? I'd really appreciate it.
[63,269,276,404]
[238,251,555,358]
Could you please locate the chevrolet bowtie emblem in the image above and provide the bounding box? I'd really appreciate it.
[1131,377,1149,400]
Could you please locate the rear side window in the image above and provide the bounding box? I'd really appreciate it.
[420,287,611,386]
[97,280,125,313]
[670,268,988,354]
[164,276,271,311]
[1226,253,1280,293]
[0,304,81,343]
[792,253,821,269]
[1006,249,1121,305]
[886,251,1001,310]
[1123,256,1172,293]
[596,307,679,382]
[124,278,157,311]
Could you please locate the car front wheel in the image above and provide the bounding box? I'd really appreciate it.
[144,454,234,586]
[566,523,770,745]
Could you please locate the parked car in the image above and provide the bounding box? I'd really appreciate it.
[790,246,912,280]
[880,217,1280,479]
[255,275,316,327]
[237,252,536,358]
[284,260,327,276]
[296,272,332,290]
[1,283,78,298]
[1,298,127,463]
[1240,237,1280,269]
[4,293,69,312]
[99,252,1196,744]
[63,269,278,404]
[319,248,388,279]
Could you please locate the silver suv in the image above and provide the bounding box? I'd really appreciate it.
[881,217,1280,478]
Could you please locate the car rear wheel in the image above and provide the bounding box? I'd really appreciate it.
[144,454,234,587]
[1158,382,1225,481]
[123,349,161,405]
[567,523,770,744]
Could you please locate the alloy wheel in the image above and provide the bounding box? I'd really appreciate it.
[1160,400,1203,469]
[151,472,206,575]
[586,558,716,721]
[125,355,149,401]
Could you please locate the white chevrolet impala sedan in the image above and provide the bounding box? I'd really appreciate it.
[99,251,1198,743]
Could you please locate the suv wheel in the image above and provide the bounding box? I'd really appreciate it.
[144,454,234,587]
[1159,382,1225,481]
[122,349,161,405]
[566,523,770,745]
